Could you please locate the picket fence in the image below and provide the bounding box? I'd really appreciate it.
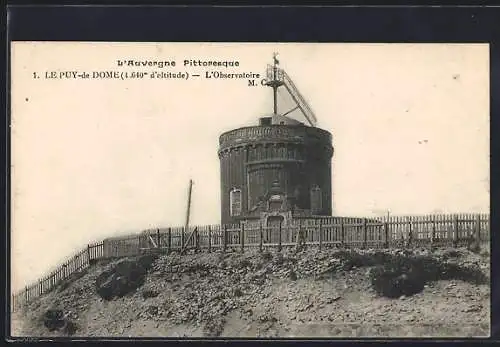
[11,213,490,312]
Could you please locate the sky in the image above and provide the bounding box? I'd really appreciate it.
[10,42,490,292]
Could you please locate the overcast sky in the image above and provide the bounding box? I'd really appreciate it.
[11,42,489,292]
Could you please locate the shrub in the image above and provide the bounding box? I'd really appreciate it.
[273,253,284,265]
[233,287,243,297]
[142,289,159,299]
[95,259,147,300]
[185,263,211,273]
[203,316,226,337]
[369,254,489,298]
[42,309,66,331]
[467,241,481,254]
[63,320,78,335]
[441,249,461,260]
[237,259,252,269]
[136,254,159,271]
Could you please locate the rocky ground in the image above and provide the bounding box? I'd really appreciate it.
[11,246,491,338]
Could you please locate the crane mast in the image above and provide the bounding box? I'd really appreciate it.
[184,179,193,232]
[263,53,318,127]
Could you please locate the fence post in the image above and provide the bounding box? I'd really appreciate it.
[208,226,212,253]
[157,229,161,249]
[319,219,323,251]
[363,218,368,249]
[304,219,308,249]
[384,221,389,248]
[196,228,200,252]
[475,213,481,248]
[240,223,245,253]
[340,220,345,247]
[86,244,91,265]
[298,219,304,249]
[278,220,282,252]
[407,217,413,248]
[446,216,453,246]
[378,221,382,246]
[167,228,172,254]
[259,222,263,252]
[431,217,436,248]
[223,225,228,253]
[181,227,186,250]
[453,215,459,247]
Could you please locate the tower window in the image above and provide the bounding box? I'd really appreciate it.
[310,185,322,214]
[230,188,242,216]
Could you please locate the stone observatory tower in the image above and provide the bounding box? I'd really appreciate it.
[218,54,334,225]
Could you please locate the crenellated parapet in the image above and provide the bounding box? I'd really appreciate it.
[218,125,333,156]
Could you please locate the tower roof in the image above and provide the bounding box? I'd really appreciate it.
[259,114,304,126]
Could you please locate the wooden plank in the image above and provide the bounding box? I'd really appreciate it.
[223,224,228,252]
[87,244,91,263]
[180,227,198,254]
[363,218,367,249]
[259,222,264,252]
[148,235,158,248]
[407,216,413,248]
[208,226,212,253]
[475,213,481,245]
[196,227,200,251]
[241,224,245,253]
[453,215,459,247]
[278,220,282,252]
[431,215,436,247]
[319,219,323,251]
[167,228,172,253]
[384,221,389,248]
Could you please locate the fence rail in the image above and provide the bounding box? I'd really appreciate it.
[11,213,490,312]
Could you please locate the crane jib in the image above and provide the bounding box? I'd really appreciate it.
[264,60,318,127]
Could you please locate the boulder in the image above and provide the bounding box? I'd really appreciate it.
[42,309,66,332]
[95,259,149,300]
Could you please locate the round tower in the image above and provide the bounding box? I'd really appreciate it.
[218,54,334,225]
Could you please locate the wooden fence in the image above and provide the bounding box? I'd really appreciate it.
[11,241,105,312]
[11,213,490,312]
[139,213,490,252]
